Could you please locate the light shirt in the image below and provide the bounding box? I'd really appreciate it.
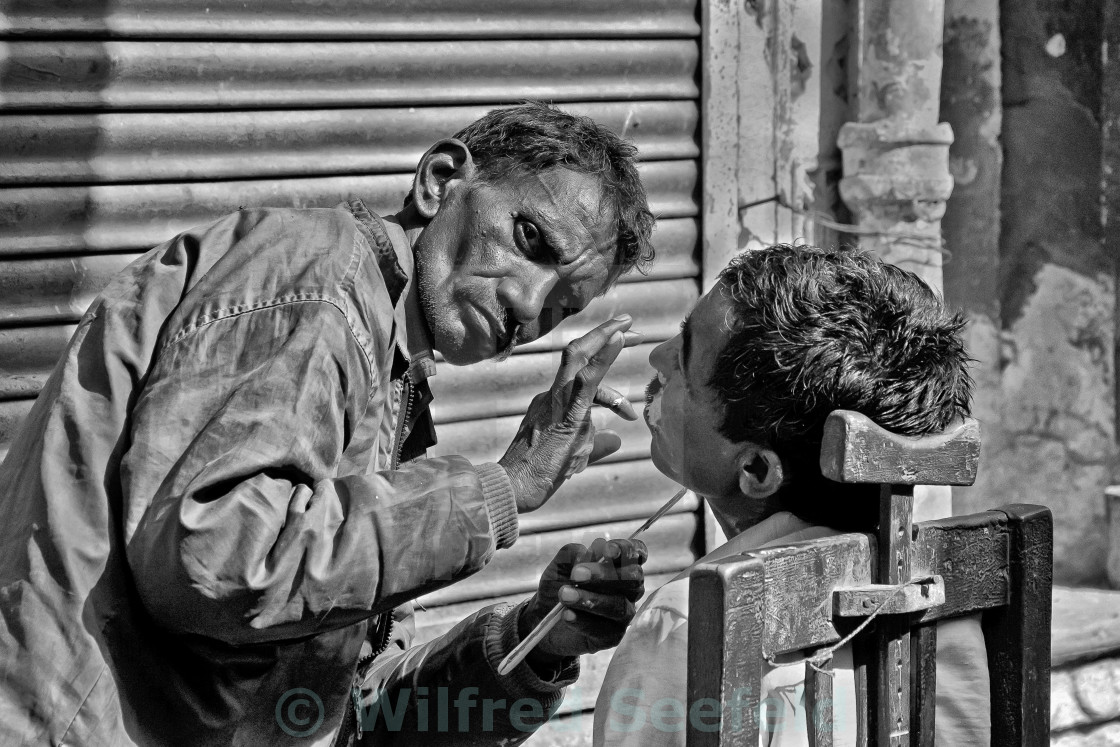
[593,512,991,746]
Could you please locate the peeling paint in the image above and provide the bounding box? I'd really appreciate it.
[790,32,813,99]
[744,0,766,29]
[1047,33,1068,57]
[963,263,1118,584]
[948,155,978,185]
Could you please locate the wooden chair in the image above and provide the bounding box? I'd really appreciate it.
[685,410,1052,746]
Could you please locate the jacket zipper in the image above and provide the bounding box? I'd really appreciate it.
[350,614,395,742]
[346,367,410,742]
[390,370,413,471]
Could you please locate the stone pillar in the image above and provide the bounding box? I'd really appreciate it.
[1108,487,1120,588]
[839,0,955,292]
[839,0,955,519]
[937,0,1003,520]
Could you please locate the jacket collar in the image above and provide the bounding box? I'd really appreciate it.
[347,198,409,307]
[347,199,437,381]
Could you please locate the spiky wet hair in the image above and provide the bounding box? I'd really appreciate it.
[710,244,973,528]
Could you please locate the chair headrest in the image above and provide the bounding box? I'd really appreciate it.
[819,410,980,486]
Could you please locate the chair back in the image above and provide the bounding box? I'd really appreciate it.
[685,410,1052,746]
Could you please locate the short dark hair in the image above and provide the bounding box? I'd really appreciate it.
[709,245,973,529]
[452,101,656,279]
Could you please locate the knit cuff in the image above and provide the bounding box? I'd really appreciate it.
[476,462,519,550]
[484,601,580,703]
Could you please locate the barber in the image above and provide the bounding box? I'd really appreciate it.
[0,103,655,746]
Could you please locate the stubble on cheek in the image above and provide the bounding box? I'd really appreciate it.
[415,254,465,355]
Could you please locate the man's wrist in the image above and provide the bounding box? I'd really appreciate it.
[487,601,580,693]
[517,601,571,680]
[524,647,568,681]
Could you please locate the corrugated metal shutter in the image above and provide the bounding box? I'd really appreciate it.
[0,2,703,737]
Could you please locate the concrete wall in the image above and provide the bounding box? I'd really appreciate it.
[942,0,1118,585]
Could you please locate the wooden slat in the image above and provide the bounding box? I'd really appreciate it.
[910,624,938,746]
[755,534,875,656]
[910,511,1011,622]
[686,553,765,746]
[983,504,1053,746]
[805,660,834,747]
[873,487,913,747]
[0,161,697,256]
[685,533,878,665]
[680,512,1012,635]
[429,342,656,424]
[416,512,698,608]
[853,635,871,747]
[677,510,1025,747]
[0,40,698,111]
[0,102,698,185]
[1,0,700,39]
[819,410,981,487]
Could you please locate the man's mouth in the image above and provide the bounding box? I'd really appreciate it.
[644,375,663,427]
[492,309,519,362]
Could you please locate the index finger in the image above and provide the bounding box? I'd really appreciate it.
[606,538,648,565]
[552,314,634,390]
[563,330,632,423]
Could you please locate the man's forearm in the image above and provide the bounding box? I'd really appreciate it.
[357,602,577,746]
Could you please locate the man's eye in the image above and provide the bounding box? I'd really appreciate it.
[514,219,548,261]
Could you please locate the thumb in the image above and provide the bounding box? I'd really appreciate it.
[588,430,622,464]
[545,542,586,581]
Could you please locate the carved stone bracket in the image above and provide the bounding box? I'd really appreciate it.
[838,120,955,290]
[840,0,954,298]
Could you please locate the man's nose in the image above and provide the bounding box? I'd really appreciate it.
[649,338,673,372]
[497,273,558,326]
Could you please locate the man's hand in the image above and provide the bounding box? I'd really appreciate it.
[517,538,647,673]
[499,315,642,513]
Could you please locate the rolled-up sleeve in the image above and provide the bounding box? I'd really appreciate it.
[122,298,510,645]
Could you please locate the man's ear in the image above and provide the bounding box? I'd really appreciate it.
[737,445,784,499]
[411,138,476,220]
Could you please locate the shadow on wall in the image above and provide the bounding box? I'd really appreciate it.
[1,0,114,252]
[1,0,113,164]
